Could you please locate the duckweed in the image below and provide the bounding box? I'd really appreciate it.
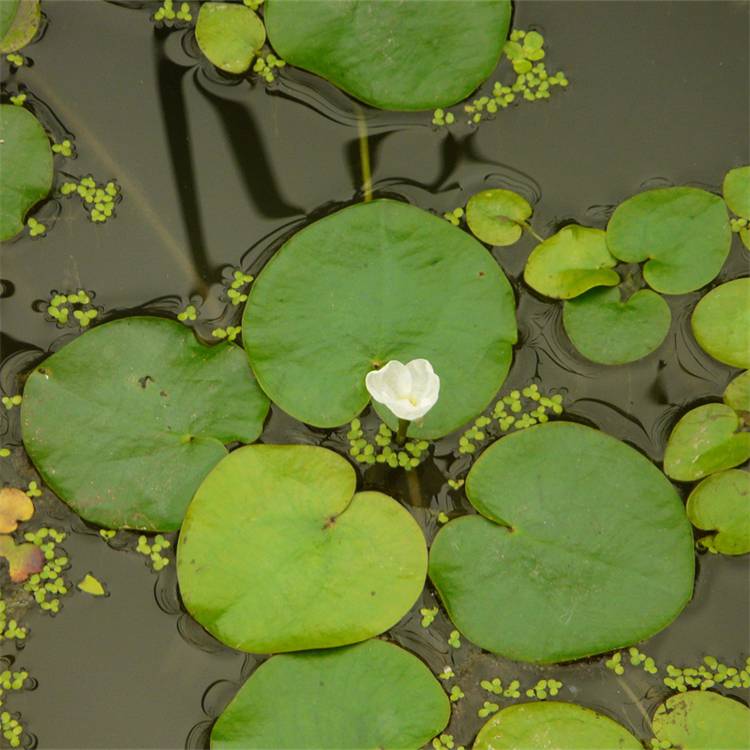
[135,534,171,572]
[51,139,74,157]
[22,527,70,615]
[442,207,464,226]
[432,734,455,750]
[449,685,464,702]
[9,93,26,106]
[0,449,10,459]
[211,326,242,342]
[44,289,99,328]
[25,482,41,499]
[480,677,503,694]
[347,418,430,471]
[153,0,192,24]
[525,678,563,700]
[225,269,254,306]
[98,529,116,540]
[60,176,121,224]
[605,651,625,675]
[437,511,450,524]
[0,602,27,644]
[503,679,521,698]
[419,606,438,628]
[477,700,499,718]
[26,217,45,237]
[663,656,750,692]
[177,304,198,322]
[253,53,286,84]
[448,629,461,648]
[0,670,29,749]
[1,396,22,410]
[432,108,455,127]
[438,666,455,680]
[5,53,24,66]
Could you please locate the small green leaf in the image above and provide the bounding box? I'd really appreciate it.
[652,691,750,749]
[195,2,265,74]
[563,287,671,365]
[691,278,750,369]
[0,104,53,241]
[211,640,450,749]
[723,165,750,219]
[0,0,39,53]
[606,187,731,295]
[77,573,108,596]
[524,225,619,299]
[724,371,750,413]
[663,403,750,482]
[0,535,44,582]
[687,470,749,555]
[465,189,532,246]
[474,702,641,749]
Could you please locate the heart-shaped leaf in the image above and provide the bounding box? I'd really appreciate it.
[429,422,694,663]
[686,470,749,555]
[606,187,731,295]
[21,317,269,531]
[466,189,533,246]
[523,225,619,300]
[0,104,53,241]
[724,371,750,413]
[663,403,750,482]
[0,535,44,582]
[0,488,34,533]
[473,701,641,750]
[264,0,511,110]
[242,199,517,439]
[195,2,265,74]
[691,278,750,369]
[652,691,750,749]
[177,445,427,653]
[211,640,450,749]
[563,286,671,365]
[723,165,750,218]
[0,0,39,53]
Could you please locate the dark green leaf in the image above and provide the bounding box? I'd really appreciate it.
[723,165,750,219]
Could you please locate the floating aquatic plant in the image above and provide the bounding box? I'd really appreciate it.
[195,2,265,74]
[0,0,40,55]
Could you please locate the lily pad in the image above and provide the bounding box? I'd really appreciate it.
[652,691,750,749]
[428,422,694,663]
[473,702,641,750]
[606,187,731,295]
[523,225,619,300]
[0,535,44,582]
[21,317,269,531]
[0,488,34,533]
[723,165,750,218]
[724,370,750,413]
[263,0,511,110]
[178,445,427,653]
[691,278,750,369]
[195,2,265,74]
[0,104,54,241]
[563,287,671,365]
[211,639,450,749]
[0,0,39,53]
[466,189,533,247]
[242,199,517,439]
[686,470,750,555]
[663,403,750,482]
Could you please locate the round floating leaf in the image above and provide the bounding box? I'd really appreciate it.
[0,0,39,53]
[686,470,750,555]
[178,445,427,653]
[606,187,731,295]
[523,225,619,300]
[0,536,44,583]
[429,422,694,663]
[691,278,750,369]
[21,317,269,531]
[724,370,750,413]
[264,0,511,110]
[652,691,750,749]
[473,702,641,750]
[663,403,750,482]
[466,189,532,247]
[0,488,34,533]
[242,199,517,439]
[723,165,750,219]
[562,287,671,365]
[0,104,53,241]
[212,640,450,749]
[195,2,265,74]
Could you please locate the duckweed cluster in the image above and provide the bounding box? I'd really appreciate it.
[627,646,658,674]
[448,630,461,648]
[431,109,455,127]
[525,678,563,699]
[1,396,22,411]
[253,53,286,83]
[449,685,464,703]
[347,419,430,470]
[0,449,10,459]
[177,304,198,322]
[26,217,45,237]
[730,217,748,233]
[44,290,99,328]
[419,606,438,627]
[212,326,242,342]
[5,53,24,67]
[225,269,254,306]
[442,207,464,225]
[431,734,462,750]
[51,139,74,157]
[135,535,171,572]
[0,602,27,644]
[663,656,750,692]
[438,666,455,681]
[9,93,26,107]
[0,669,29,749]
[152,0,192,24]
[458,384,564,454]
[22,528,69,614]
[477,700,498,718]
[60,176,121,223]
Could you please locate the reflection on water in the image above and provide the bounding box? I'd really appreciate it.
[0,0,748,748]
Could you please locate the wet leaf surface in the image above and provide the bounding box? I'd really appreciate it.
[195,2,265,74]
[466,188,533,246]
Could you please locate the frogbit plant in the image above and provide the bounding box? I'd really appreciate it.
[365,359,440,444]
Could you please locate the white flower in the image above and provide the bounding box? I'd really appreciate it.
[365,359,440,421]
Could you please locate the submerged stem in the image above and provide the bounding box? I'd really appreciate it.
[355,108,373,202]
[616,674,654,736]
[406,466,424,507]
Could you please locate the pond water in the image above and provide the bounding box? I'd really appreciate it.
[0,0,748,747]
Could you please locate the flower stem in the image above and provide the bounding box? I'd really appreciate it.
[396,419,409,446]
[355,108,373,202]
